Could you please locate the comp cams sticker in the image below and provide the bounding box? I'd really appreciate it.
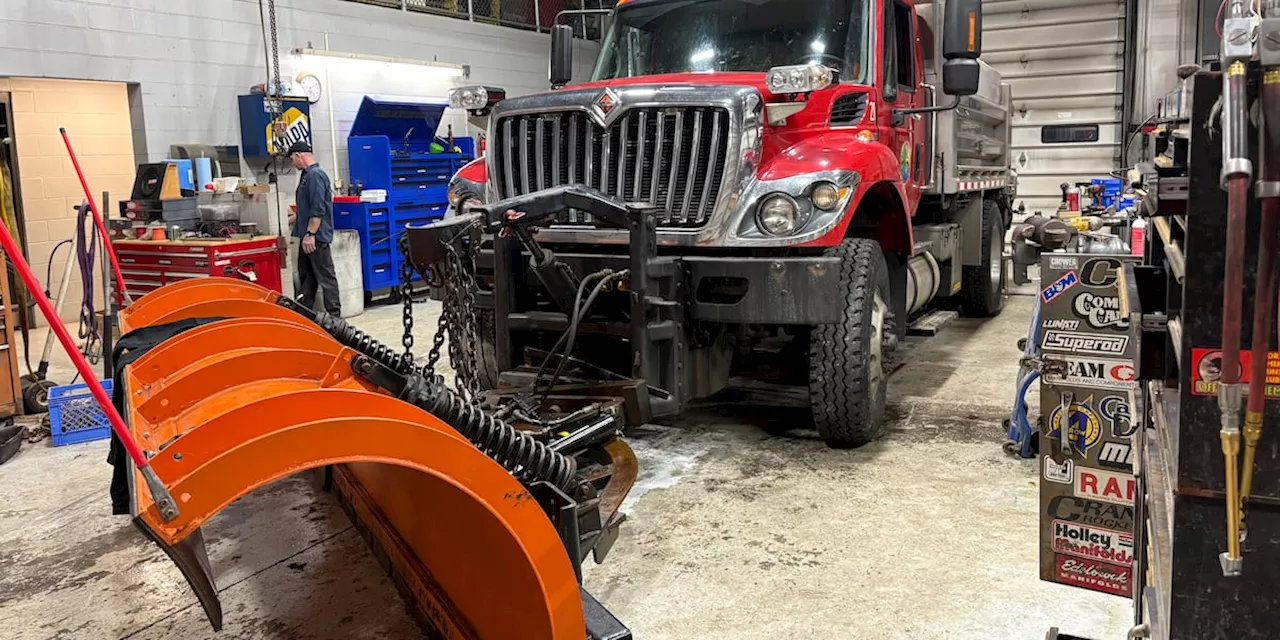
[1042,331,1128,356]
[1044,357,1136,390]
[1072,292,1130,330]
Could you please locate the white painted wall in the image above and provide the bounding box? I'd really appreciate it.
[0,0,599,184]
[1133,0,1200,125]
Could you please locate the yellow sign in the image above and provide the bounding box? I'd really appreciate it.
[266,106,311,156]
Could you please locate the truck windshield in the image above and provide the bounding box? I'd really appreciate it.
[591,0,867,82]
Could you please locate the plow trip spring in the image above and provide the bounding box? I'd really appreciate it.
[116,278,634,640]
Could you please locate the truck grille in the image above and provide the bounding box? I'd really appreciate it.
[493,107,731,229]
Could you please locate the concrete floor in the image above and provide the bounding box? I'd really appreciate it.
[0,293,1131,639]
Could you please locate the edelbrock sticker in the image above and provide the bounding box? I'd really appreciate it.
[1054,554,1132,597]
[1073,292,1130,330]
[1042,331,1129,356]
[1045,357,1136,390]
[1041,271,1079,304]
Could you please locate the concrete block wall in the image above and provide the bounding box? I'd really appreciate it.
[1,77,133,323]
[0,0,600,185]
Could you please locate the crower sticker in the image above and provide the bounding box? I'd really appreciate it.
[1047,396,1102,455]
[1043,456,1074,484]
[1045,357,1136,390]
[1049,256,1078,270]
[1190,348,1280,398]
[1042,271,1079,304]
[1047,496,1134,530]
[1054,555,1132,597]
[1072,293,1129,329]
[1051,521,1134,565]
[1074,467,1135,506]
[1042,331,1128,356]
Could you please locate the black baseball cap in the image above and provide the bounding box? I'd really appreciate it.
[286,140,313,155]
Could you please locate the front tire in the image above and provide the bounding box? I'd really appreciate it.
[809,238,895,448]
[960,198,1008,317]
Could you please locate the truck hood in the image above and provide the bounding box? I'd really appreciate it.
[567,71,774,96]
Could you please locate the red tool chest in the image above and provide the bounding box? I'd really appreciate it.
[112,237,284,299]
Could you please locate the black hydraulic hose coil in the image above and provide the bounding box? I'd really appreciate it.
[310,311,577,493]
[398,375,577,492]
[313,310,418,376]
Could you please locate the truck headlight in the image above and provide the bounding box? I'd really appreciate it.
[765,64,835,94]
[757,194,802,236]
[449,85,505,111]
[811,182,841,211]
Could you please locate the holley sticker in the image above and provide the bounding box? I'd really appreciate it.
[1054,554,1132,597]
[1051,520,1134,565]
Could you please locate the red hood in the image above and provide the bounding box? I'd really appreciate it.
[567,72,773,95]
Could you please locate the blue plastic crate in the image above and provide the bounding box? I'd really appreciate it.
[49,380,113,446]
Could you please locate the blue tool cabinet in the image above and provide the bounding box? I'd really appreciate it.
[342,96,476,297]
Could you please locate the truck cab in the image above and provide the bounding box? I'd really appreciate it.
[437,0,1012,447]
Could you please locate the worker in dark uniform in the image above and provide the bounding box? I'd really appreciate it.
[286,141,341,316]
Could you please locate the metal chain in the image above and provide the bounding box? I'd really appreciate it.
[407,229,483,400]
[399,236,416,371]
[267,0,281,102]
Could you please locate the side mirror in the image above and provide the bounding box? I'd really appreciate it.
[550,24,574,89]
[941,0,982,96]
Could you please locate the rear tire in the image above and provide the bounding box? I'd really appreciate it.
[960,198,1008,317]
[809,238,895,448]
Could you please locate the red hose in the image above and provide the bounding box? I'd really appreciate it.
[1247,199,1278,416]
[60,128,132,304]
[1222,177,1251,385]
[0,220,148,469]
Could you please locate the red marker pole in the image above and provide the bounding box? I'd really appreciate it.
[60,128,133,306]
[0,218,178,521]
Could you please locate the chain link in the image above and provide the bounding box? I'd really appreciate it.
[399,236,416,371]
[404,227,483,401]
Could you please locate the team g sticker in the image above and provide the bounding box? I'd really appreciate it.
[1045,357,1136,390]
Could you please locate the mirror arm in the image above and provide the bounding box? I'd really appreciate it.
[895,95,961,120]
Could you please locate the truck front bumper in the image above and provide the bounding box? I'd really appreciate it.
[685,255,844,325]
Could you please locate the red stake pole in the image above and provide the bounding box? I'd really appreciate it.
[60,128,133,306]
[0,215,179,520]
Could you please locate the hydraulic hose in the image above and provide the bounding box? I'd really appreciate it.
[1007,296,1043,457]
[1216,0,1254,576]
[305,309,578,493]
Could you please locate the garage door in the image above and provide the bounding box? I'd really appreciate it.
[981,0,1128,215]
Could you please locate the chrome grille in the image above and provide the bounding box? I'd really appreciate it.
[493,107,731,228]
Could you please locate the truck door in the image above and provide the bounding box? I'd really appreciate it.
[881,0,924,213]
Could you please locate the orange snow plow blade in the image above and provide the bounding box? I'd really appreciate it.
[117,280,634,639]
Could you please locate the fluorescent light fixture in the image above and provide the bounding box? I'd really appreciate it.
[810,40,826,53]
[690,48,716,63]
[292,47,467,77]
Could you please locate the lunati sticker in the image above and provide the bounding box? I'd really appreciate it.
[1054,555,1132,597]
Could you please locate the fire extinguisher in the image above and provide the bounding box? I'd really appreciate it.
[1130,217,1146,257]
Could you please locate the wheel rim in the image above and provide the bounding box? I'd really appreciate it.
[989,229,1004,290]
[870,292,887,391]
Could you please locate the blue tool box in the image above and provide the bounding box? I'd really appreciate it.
[343,96,475,297]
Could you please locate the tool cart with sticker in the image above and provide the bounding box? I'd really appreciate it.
[1036,254,1142,600]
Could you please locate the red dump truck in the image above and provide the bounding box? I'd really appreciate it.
[435,0,1013,447]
